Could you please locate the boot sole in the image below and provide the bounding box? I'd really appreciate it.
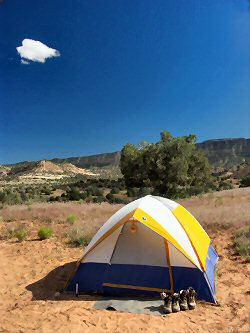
[188,306,196,310]
[180,306,188,311]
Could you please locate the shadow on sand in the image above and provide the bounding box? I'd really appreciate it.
[26,262,164,315]
[26,261,83,301]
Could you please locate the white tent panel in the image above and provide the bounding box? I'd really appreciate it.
[82,225,123,264]
[168,242,196,268]
[152,196,179,211]
[138,196,201,269]
[111,222,168,267]
[81,197,143,259]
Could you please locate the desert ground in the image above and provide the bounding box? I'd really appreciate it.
[0,188,249,333]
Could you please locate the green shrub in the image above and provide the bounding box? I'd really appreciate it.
[138,187,152,197]
[38,227,53,240]
[127,187,140,197]
[66,213,77,224]
[41,187,52,195]
[235,226,250,262]
[240,176,250,188]
[106,193,129,204]
[15,229,27,242]
[218,181,234,191]
[92,195,107,203]
[66,187,83,201]
[68,227,92,247]
[0,190,22,205]
[106,192,114,201]
[87,186,103,197]
[7,225,27,242]
[110,188,120,194]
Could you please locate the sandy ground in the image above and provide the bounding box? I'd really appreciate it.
[0,226,249,333]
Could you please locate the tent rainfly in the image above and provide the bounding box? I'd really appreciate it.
[66,195,218,303]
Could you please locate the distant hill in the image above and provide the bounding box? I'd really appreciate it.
[0,160,98,184]
[50,138,250,169]
[197,138,250,167]
[51,151,121,168]
[1,138,249,183]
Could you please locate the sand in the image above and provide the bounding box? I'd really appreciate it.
[0,226,249,333]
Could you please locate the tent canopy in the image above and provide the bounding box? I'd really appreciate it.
[66,195,218,303]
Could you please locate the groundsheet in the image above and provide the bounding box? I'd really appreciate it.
[93,297,164,315]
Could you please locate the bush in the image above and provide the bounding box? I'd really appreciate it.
[105,192,114,201]
[87,186,103,197]
[110,188,120,194]
[218,181,234,191]
[127,187,140,197]
[7,225,27,242]
[0,190,22,205]
[240,176,250,188]
[235,227,250,262]
[15,228,27,242]
[66,214,77,224]
[41,187,52,195]
[68,227,92,247]
[66,187,87,201]
[49,196,62,202]
[138,187,152,197]
[92,195,107,203]
[106,193,128,204]
[111,197,129,204]
[38,227,53,240]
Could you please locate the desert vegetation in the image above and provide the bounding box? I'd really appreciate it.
[5,224,27,242]
[38,227,53,240]
[0,188,249,246]
[2,134,249,209]
[0,177,129,206]
[120,131,240,199]
[235,226,250,262]
[240,175,250,188]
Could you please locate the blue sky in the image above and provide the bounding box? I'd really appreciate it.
[0,0,249,164]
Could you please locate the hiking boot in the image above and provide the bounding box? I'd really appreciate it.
[172,293,180,312]
[179,290,189,311]
[160,292,172,314]
[187,287,196,310]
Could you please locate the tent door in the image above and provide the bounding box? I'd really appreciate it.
[102,222,171,295]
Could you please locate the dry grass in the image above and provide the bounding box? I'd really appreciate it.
[179,187,250,232]
[234,226,250,262]
[0,188,249,240]
[0,202,122,237]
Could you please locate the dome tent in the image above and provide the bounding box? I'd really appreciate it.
[66,195,218,303]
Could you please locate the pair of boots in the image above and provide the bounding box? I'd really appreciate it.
[161,287,196,314]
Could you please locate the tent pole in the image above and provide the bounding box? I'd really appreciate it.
[164,240,174,294]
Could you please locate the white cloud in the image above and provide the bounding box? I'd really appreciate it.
[21,59,30,65]
[16,39,60,63]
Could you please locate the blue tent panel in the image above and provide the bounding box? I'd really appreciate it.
[67,263,171,295]
[66,262,216,302]
[172,266,215,303]
[206,244,219,297]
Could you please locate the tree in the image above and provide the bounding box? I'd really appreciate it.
[120,131,213,198]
